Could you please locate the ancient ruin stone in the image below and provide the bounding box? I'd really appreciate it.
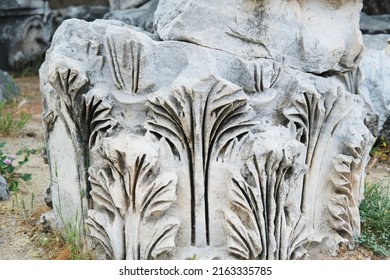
[104,0,158,33]
[360,13,390,34]
[363,0,390,15]
[336,34,390,139]
[40,0,374,260]
[155,0,363,74]
[359,37,390,136]
[0,0,56,71]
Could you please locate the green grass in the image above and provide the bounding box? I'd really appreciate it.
[356,182,390,257]
[0,100,30,137]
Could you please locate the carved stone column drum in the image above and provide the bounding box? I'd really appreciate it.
[40,0,374,259]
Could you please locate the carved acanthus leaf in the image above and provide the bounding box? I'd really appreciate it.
[283,78,374,247]
[226,132,307,260]
[253,61,280,93]
[328,123,372,245]
[81,94,118,149]
[145,75,257,245]
[145,220,180,260]
[104,33,143,93]
[86,134,180,260]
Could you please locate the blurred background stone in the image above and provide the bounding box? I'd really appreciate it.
[0,70,20,102]
[363,0,390,15]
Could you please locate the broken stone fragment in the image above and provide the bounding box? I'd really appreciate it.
[40,0,374,260]
[0,176,9,201]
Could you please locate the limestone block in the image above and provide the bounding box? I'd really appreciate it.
[104,0,158,32]
[154,0,363,74]
[41,8,373,259]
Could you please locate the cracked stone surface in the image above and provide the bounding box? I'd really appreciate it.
[40,0,374,260]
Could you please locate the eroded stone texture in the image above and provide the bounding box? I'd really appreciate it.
[335,34,390,138]
[40,0,374,260]
[155,0,363,74]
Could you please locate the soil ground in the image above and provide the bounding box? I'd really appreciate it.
[0,75,66,259]
[0,75,389,260]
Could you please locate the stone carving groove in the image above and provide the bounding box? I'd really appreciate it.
[225,133,307,260]
[283,79,372,246]
[146,76,257,246]
[40,0,374,260]
[105,35,142,93]
[86,135,180,259]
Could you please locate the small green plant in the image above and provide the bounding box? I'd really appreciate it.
[0,101,30,136]
[55,207,93,260]
[356,182,390,257]
[20,191,35,219]
[0,141,36,192]
[11,191,35,219]
[53,162,93,260]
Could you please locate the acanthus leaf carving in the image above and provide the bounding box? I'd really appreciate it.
[283,78,374,247]
[328,122,372,246]
[104,32,143,93]
[225,132,307,260]
[45,38,109,222]
[86,134,180,260]
[145,75,257,245]
[145,220,180,260]
[81,93,118,149]
[253,61,281,93]
[86,167,125,259]
[48,38,104,110]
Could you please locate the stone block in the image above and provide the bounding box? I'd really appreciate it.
[40,1,374,260]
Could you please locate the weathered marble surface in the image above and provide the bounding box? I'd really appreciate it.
[40,0,374,260]
[155,0,363,74]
